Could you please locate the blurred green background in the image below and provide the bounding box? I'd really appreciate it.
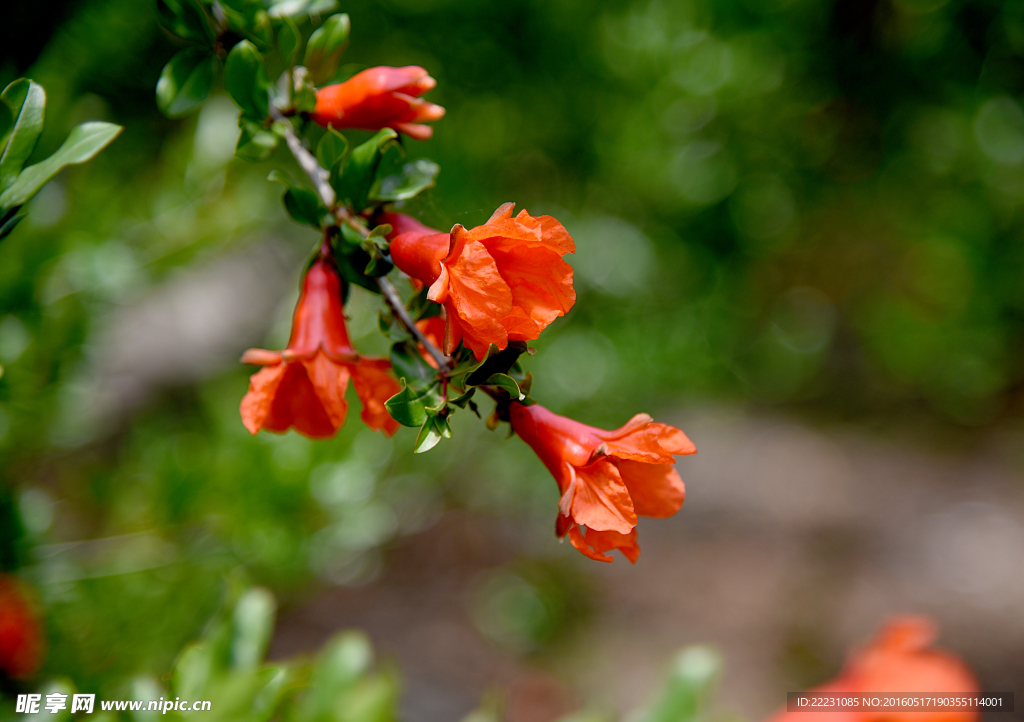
[3,0,1024,719]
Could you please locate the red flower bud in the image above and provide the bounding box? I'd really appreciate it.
[310,66,445,140]
[0,574,44,679]
[766,617,979,722]
[509,402,696,563]
[240,257,400,439]
[388,204,576,360]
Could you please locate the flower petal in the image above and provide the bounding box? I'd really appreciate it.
[596,414,696,463]
[614,459,686,518]
[569,457,637,534]
[567,525,640,564]
[301,352,351,432]
[349,357,401,436]
[443,240,512,359]
[240,363,289,435]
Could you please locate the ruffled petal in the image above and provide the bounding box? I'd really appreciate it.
[260,361,341,439]
[301,352,351,431]
[349,357,401,436]
[443,238,513,359]
[240,363,290,435]
[614,459,686,518]
[567,525,640,564]
[568,457,637,534]
[487,244,576,340]
[597,415,696,462]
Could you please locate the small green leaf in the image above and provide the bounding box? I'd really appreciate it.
[463,341,529,386]
[236,119,278,161]
[414,417,444,454]
[316,128,348,169]
[220,0,273,48]
[156,48,216,118]
[157,0,216,44]
[0,121,122,211]
[278,16,301,69]
[637,646,722,722]
[363,253,393,278]
[0,100,13,152]
[481,373,524,400]
[268,0,339,19]
[450,387,476,408]
[390,343,437,389]
[231,588,276,670]
[0,79,46,193]
[293,81,318,113]
[224,40,270,120]
[0,208,26,242]
[268,170,326,228]
[385,382,429,428]
[171,642,213,701]
[370,159,440,202]
[303,13,351,86]
[333,127,399,211]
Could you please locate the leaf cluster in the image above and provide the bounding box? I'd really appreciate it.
[0,79,121,243]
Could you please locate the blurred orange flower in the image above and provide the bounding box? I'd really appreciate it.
[767,617,979,722]
[310,66,445,140]
[240,257,400,439]
[389,204,576,360]
[509,402,695,563]
[0,574,43,679]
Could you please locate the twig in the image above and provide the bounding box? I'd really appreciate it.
[270,106,335,208]
[272,111,451,370]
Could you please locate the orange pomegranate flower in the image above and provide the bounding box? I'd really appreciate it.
[240,256,400,439]
[310,66,445,140]
[387,204,576,360]
[767,617,979,722]
[509,402,696,563]
[0,574,44,679]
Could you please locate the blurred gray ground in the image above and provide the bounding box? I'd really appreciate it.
[269,408,1024,722]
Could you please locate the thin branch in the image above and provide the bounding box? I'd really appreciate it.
[377,276,451,370]
[272,111,451,370]
[270,106,335,208]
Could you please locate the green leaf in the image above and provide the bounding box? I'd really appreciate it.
[0,79,46,193]
[156,48,216,118]
[220,0,273,48]
[268,0,339,19]
[157,0,215,44]
[384,382,430,427]
[462,341,528,386]
[231,588,276,670]
[637,646,722,722]
[450,387,476,408]
[303,13,351,86]
[316,128,348,170]
[278,16,301,69]
[333,127,399,211]
[268,170,326,228]
[481,373,524,400]
[414,417,444,454]
[0,209,26,242]
[0,99,12,153]
[0,121,122,211]
[390,343,437,389]
[236,119,278,161]
[224,40,270,120]
[171,642,213,701]
[370,159,440,202]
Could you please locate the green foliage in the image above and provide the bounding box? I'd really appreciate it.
[268,170,329,229]
[369,159,440,203]
[330,128,399,211]
[224,41,270,121]
[156,0,215,45]
[0,79,120,242]
[303,13,351,86]
[156,48,217,118]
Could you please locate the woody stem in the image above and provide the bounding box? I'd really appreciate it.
[272,111,451,371]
